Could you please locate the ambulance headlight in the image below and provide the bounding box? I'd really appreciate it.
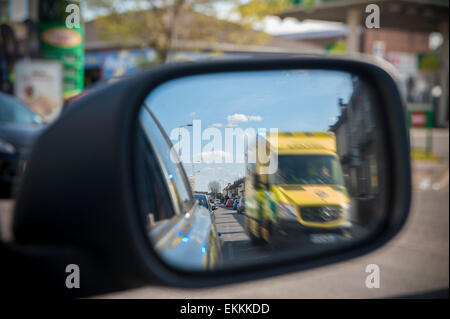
[283,204,297,218]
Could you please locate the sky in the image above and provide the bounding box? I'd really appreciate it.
[213,1,346,35]
[144,70,355,192]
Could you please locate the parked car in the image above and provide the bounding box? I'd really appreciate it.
[215,199,221,205]
[194,193,212,212]
[237,197,245,214]
[0,92,45,198]
[225,199,234,207]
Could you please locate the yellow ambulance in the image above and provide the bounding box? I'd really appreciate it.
[244,131,351,243]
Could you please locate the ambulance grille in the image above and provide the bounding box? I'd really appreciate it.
[300,206,341,223]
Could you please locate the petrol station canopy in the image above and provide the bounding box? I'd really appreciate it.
[280,0,449,33]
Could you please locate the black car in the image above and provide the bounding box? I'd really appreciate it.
[0,92,45,197]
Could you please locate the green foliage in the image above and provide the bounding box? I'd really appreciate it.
[234,0,293,23]
[84,0,293,60]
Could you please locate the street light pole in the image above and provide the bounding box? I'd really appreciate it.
[177,123,192,158]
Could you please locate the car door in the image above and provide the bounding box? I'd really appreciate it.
[137,106,221,270]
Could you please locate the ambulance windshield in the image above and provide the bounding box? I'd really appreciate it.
[274,155,344,186]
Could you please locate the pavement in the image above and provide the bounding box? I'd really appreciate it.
[410,128,449,159]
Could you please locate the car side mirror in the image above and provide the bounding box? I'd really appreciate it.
[12,57,411,297]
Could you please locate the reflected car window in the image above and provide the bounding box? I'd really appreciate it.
[135,126,173,224]
[139,106,194,214]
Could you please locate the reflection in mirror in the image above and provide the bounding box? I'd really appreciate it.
[135,70,384,272]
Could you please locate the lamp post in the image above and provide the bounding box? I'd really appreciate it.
[178,123,194,188]
[177,123,192,157]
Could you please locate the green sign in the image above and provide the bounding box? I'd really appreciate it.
[325,41,347,54]
[39,1,84,99]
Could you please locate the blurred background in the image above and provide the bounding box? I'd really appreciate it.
[0,0,448,297]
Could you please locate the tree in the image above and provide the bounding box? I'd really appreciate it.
[85,0,188,61]
[83,0,293,62]
[208,180,221,198]
[234,0,293,25]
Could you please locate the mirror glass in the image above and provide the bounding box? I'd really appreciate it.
[135,70,384,272]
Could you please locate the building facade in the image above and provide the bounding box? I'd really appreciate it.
[330,78,380,226]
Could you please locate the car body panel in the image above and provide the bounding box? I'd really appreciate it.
[150,203,221,270]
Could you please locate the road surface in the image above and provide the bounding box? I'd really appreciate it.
[213,205,368,269]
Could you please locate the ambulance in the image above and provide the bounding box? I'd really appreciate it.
[244,131,351,244]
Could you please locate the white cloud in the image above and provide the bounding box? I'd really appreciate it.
[227,113,249,123]
[225,113,263,126]
[248,115,262,122]
[210,123,223,127]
